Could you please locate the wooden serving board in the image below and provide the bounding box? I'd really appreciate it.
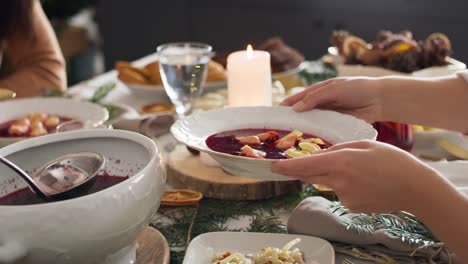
[136,226,170,264]
[166,145,302,200]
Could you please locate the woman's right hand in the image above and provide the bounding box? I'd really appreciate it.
[272,140,449,213]
[280,77,385,123]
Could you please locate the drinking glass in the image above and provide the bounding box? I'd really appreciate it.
[373,121,414,151]
[157,42,213,118]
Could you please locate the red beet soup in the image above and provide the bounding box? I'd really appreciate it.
[0,175,128,206]
[206,128,331,159]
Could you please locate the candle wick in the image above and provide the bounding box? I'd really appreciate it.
[247,44,253,58]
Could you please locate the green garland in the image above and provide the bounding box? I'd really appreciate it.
[298,60,338,85]
[150,186,441,264]
[43,82,122,121]
[150,185,326,264]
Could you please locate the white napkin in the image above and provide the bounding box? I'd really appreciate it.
[287,197,460,264]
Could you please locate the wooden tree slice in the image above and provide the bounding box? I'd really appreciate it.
[166,145,301,200]
[136,226,170,264]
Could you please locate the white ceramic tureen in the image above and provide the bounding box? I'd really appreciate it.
[0,129,165,264]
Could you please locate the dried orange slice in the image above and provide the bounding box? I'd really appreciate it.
[161,189,203,206]
[313,184,334,193]
[382,41,417,58]
[140,103,174,114]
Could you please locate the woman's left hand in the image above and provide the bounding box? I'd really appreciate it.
[271,140,446,213]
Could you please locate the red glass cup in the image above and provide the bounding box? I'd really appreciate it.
[373,122,414,151]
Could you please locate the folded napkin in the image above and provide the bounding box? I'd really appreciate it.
[287,197,460,264]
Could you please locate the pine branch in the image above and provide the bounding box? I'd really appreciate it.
[185,205,199,247]
[90,82,116,103]
[150,206,198,248]
[246,214,287,234]
[150,184,324,264]
[169,251,185,264]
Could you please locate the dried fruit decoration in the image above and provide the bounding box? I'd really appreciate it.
[161,189,203,206]
[330,30,452,73]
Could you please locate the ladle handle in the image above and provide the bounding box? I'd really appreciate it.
[0,156,49,200]
[112,114,174,137]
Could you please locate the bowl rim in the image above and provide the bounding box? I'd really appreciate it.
[327,46,466,75]
[122,81,165,91]
[122,79,226,91]
[0,97,109,141]
[0,129,159,209]
[271,63,304,78]
[171,106,377,163]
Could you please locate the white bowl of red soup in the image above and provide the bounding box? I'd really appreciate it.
[0,129,165,264]
[171,106,377,181]
[0,98,109,147]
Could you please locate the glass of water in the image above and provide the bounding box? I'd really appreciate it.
[157,42,213,118]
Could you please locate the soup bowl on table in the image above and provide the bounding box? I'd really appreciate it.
[0,129,165,264]
[0,98,109,147]
[171,106,377,181]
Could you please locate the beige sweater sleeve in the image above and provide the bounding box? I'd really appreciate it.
[0,0,66,97]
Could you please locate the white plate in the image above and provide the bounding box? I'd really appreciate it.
[183,232,334,264]
[336,62,465,78]
[272,64,303,78]
[171,106,377,181]
[122,81,168,98]
[412,130,468,160]
[204,80,227,90]
[335,58,465,78]
[425,161,468,195]
[326,48,466,77]
[0,98,109,147]
[124,80,226,97]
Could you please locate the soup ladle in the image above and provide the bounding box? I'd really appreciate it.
[0,152,105,201]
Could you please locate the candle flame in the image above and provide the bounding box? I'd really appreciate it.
[246,44,253,58]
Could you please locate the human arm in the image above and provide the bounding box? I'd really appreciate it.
[380,74,468,133]
[281,74,468,133]
[0,0,66,97]
[271,140,468,261]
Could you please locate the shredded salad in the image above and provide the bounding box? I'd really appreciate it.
[212,238,305,264]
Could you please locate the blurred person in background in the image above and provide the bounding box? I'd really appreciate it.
[0,0,66,97]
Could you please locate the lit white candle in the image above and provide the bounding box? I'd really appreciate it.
[227,45,272,106]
